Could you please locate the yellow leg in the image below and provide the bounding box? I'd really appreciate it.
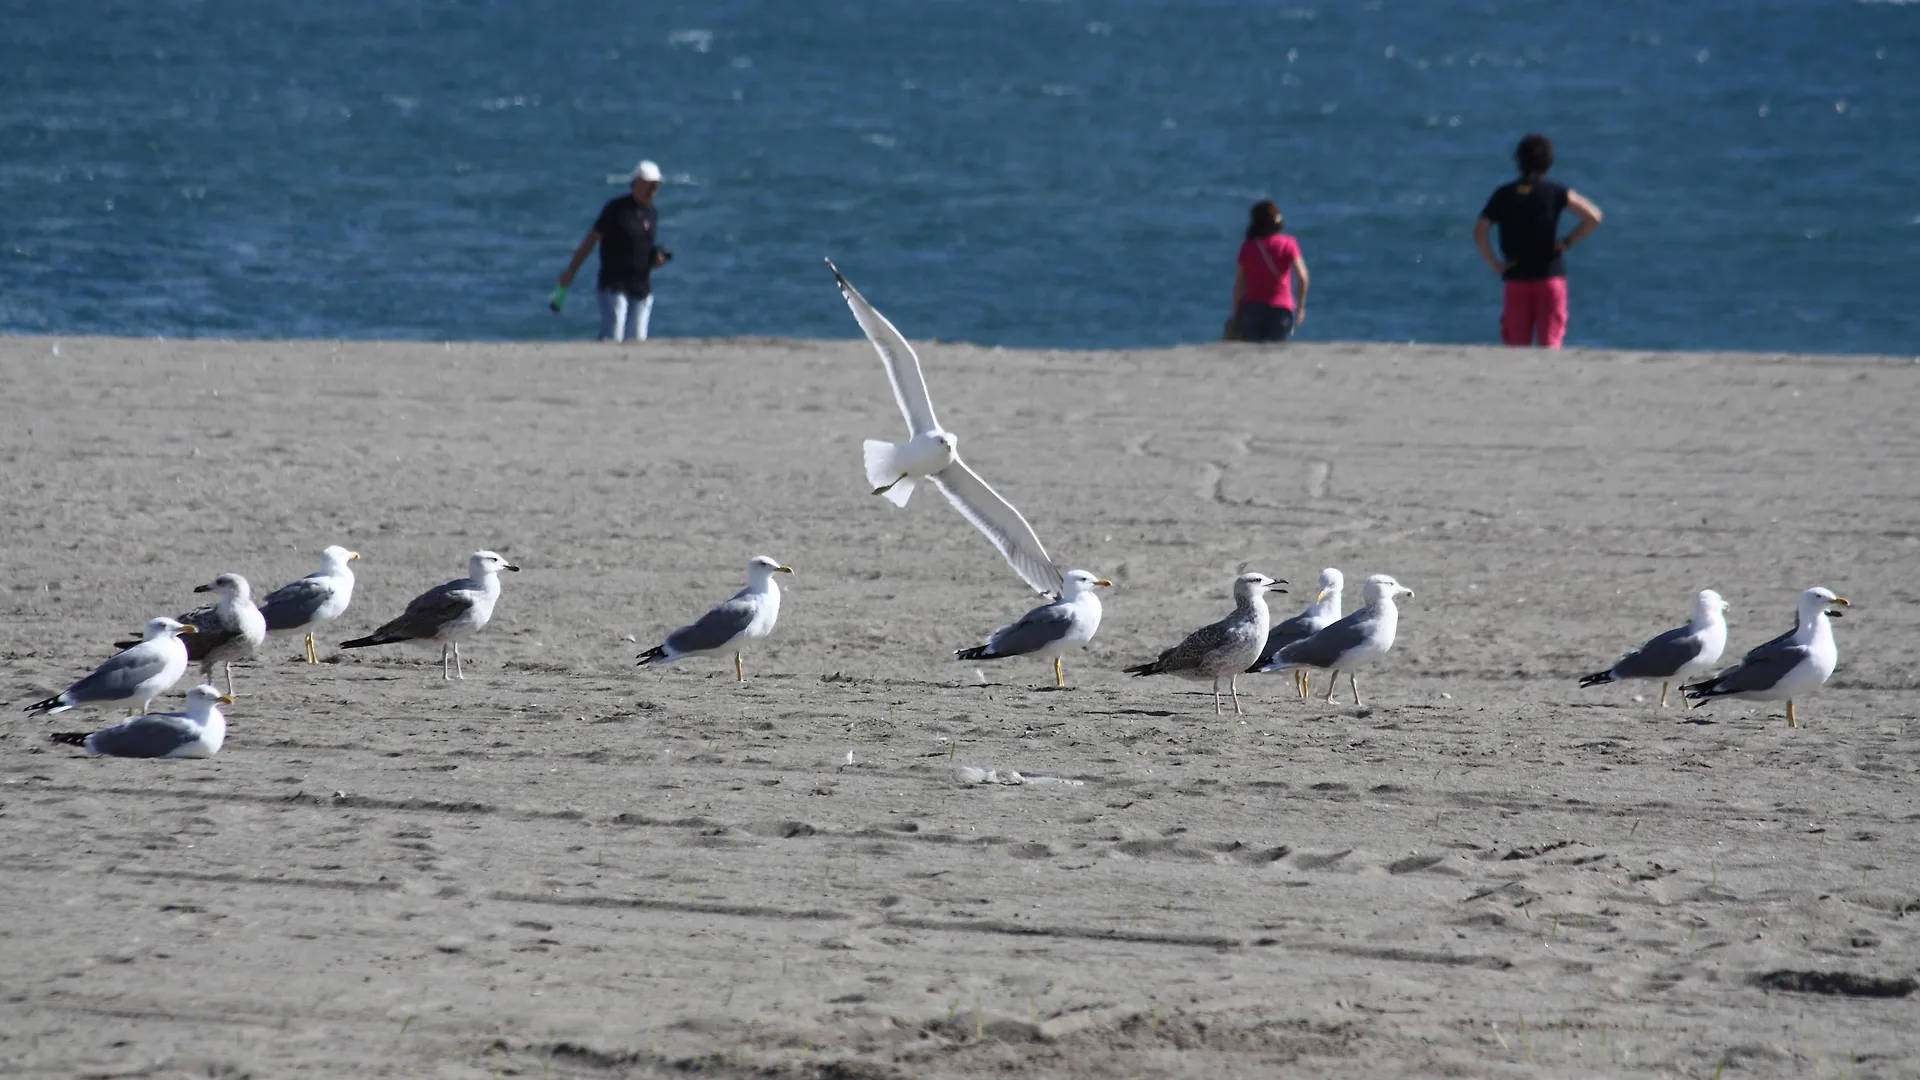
[1298,670,1310,699]
[1053,657,1064,688]
[1786,700,1796,728]
[1658,680,1669,708]
[305,633,318,664]
[735,651,745,682]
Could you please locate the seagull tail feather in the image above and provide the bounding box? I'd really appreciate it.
[25,694,71,716]
[1122,660,1161,678]
[1577,670,1615,688]
[338,631,402,650]
[864,440,916,506]
[635,645,669,667]
[954,645,994,662]
[48,732,89,747]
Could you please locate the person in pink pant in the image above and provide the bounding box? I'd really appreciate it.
[1473,134,1602,348]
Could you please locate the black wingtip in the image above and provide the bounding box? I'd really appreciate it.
[48,732,88,747]
[635,645,667,667]
[1122,663,1156,677]
[338,635,382,650]
[1577,671,1613,689]
[954,646,991,662]
[25,696,61,715]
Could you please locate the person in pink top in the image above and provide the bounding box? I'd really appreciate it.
[1231,200,1310,343]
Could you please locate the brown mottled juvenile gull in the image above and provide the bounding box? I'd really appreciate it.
[1125,572,1285,715]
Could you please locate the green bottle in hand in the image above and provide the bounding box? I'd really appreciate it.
[548,285,569,313]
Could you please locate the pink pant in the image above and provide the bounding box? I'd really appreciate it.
[1501,278,1568,348]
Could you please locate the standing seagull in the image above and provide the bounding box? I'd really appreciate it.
[140,574,267,697]
[49,684,232,758]
[956,569,1112,688]
[1258,574,1415,707]
[1578,589,1729,708]
[26,617,195,717]
[827,259,1065,598]
[637,556,794,682]
[1682,586,1848,728]
[1250,567,1344,699]
[1125,572,1285,715]
[261,545,360,664]
[340,551,519,680]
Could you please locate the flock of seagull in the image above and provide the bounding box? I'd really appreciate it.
[20,262,1850,755]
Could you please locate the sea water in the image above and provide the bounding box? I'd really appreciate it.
[3,0,1914,353]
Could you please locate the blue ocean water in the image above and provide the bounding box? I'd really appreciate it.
[3,1,1915,353]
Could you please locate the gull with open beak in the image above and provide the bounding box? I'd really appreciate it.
[1682,587,1848,728]
[638,556,794,682]
[1126,572,1286,715]
[827,259,1065,599]
[956,570,1113,687]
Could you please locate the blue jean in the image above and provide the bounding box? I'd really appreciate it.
[1235,302,1295,343]
[597,289,654,342]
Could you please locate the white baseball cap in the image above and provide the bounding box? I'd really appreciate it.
[630,160,662,183]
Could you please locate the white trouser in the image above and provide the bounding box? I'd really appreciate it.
[597,289,654,342]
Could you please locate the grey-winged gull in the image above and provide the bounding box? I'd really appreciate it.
[1125,572,1285,715]
[828,259,1066,599]
[340,550,519,680]
[124,574,267,697]
[261,545,359,663]
[1258,574,1414,707]
[955,569,1112,687]
[1249,567,1343,699]
[637,556,793,681]
[26,616,195,717]
[49,684,231,757]
[1578,588,1729,708]
[1682,586,1848,728]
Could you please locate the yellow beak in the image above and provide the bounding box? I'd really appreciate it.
[1094,578,1113,587]
[776,566,795,575]
[216,695,235,705]
[348,551,361,561]
[179,624,199,634]
[1831,596,1850,606]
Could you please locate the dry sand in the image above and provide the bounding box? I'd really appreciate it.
[2,334,1917,1078]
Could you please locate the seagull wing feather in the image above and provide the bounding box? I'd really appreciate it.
[828,260,940,437]
[931,457,1065,599]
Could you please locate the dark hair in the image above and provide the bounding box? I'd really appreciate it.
[1515,133,1554,177]
[1245,200,1283,239]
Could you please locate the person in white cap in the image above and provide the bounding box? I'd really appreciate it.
[557,159,673,341]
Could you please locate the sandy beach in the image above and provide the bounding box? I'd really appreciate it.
[2,334,1916,1078]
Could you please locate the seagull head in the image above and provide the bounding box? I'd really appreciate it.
[1693,589,1730,622]
[1314,567,1345,606]
[1061,570,1113,600]
[746,555,796,584]
[470,551,521,577]
[1363,574,1414,605]
[184,684,234,713]
[322,545,360,570]
[193,573,252,601]
[1798,586,1848,621]
[1234,572,1286,604]
[143,616,196,640]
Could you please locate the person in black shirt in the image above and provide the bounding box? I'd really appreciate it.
[1473,134,1602,348]
[558,160,673,341]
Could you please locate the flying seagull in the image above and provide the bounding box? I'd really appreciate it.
[1125,572,1285,715]
[1682,586,1847,728]
[1258,574,1414,708]
[261,545,360,663]
[1578,589,1729,708]
[340,551,519,680]
[49,684,232,758]
[1249,567,1344,698]
[827,259,1066,599]
[637,556,793,682]
[956,569,1112,687]
[26,616,195,717]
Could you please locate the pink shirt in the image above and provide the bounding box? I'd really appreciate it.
[1237,233,1300,310]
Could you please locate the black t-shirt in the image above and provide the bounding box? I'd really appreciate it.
[593,195,658,295]
[1480,178,1569,281]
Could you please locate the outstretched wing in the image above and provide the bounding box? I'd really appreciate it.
[828,259,941,437]
[931,457,1065,599]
